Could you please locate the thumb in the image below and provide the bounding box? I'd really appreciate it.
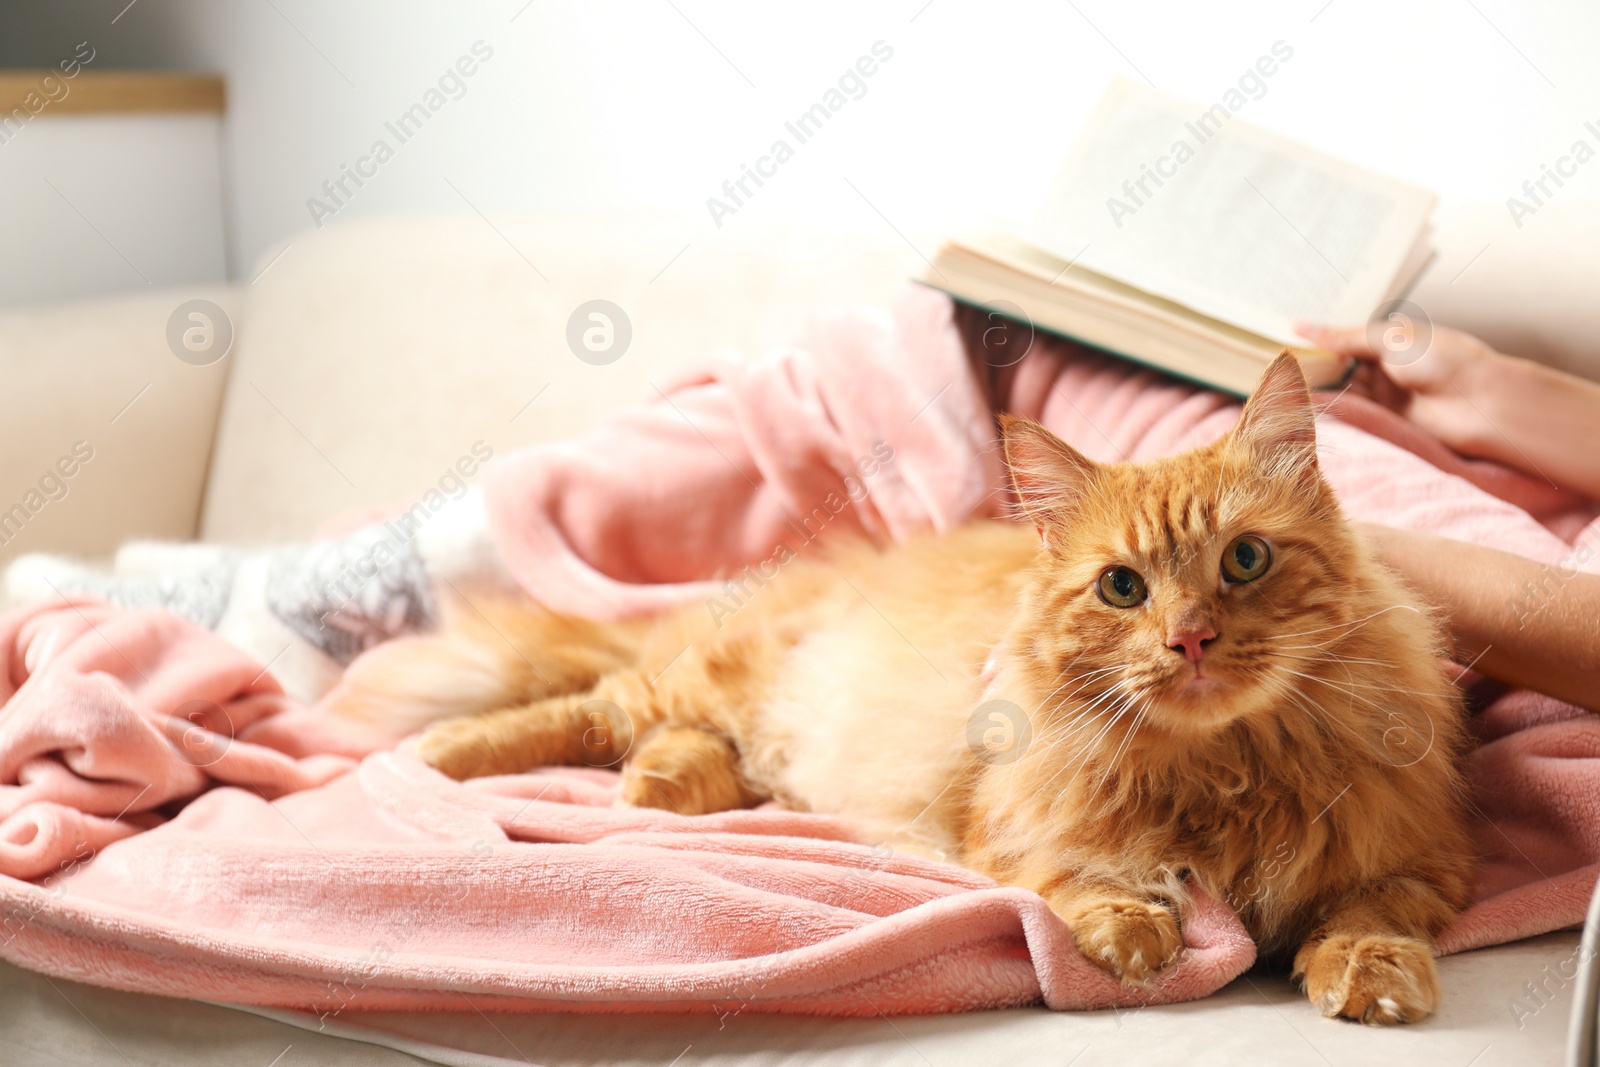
[1293,320,1380,362]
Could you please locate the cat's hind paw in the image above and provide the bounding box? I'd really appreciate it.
[1294,934,1439,1025]
[1062,897,1184,986]
[415,715,515,780]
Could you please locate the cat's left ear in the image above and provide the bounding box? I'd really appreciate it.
[1000,414,1098,544]
[1231,351,1318,486]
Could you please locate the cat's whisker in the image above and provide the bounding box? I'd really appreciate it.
[1046,702,1130,756]
[1090,695,1152,799]
[1277,682,1364,747]
[977,665,1131,774]
[1057,700,1137,797]
[1028,681,1133,760]
[1055,674,1143,730]
[1280,681,1419,767]
[1277,665,1381,705]
[1259,648,1390,669]
[1032,698,1129,795]
[1043,668,1120,700]
[1047,684,1147,798]
[1266,604,1423,643]
[1025,674,1103,729]
[1036,663,1127,710]
[1277,664,1440,701]
[1034,670,1132,733]
[1038,688,1128,739]
[1276,667,1441,766]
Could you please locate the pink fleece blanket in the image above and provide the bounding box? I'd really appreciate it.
[2,288,1596,1020]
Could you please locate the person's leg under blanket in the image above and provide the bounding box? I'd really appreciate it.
[4,289,1003,701]
[4,487,509,701]
[478,292,1003,620]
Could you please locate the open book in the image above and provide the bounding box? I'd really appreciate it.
[922,78,1437,395]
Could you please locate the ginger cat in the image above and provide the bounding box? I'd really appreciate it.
[330,353,1474,1024]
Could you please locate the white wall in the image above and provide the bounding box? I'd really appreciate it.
[2,0,1597,281]
[0,114,227,306]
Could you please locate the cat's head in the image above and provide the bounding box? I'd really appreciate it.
[1000,352,1358,737]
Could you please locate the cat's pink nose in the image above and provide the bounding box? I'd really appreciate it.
[1167,629,1218,664]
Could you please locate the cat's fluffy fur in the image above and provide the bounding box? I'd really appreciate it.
[328,354,1474,1024]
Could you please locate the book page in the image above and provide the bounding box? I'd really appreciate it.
[1033,78,1436,344]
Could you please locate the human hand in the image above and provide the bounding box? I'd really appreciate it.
[1294,319,1501,455]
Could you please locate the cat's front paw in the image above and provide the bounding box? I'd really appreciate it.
[415,716,504,780]
[1293,935,1439,1025]
[1061,897,1183,986]
[617,726,750,815]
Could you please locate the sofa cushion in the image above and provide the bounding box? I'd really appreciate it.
[0,286,234,566]
[199,213,922,543]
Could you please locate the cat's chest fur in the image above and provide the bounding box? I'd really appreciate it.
[1118,764,1357,954]
[962,677,1426,954]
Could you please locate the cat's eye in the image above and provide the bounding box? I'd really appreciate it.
[1097,566,1148,608]
[1221,535,1272,583]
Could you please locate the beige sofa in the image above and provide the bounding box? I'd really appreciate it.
[0,209,1593,1065]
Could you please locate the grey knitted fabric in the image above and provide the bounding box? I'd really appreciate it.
[55,558,239,630]
[264,526,437,665]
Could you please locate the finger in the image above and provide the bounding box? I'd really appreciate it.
[1328,360,1404,412]
[1356,361,1411,412]
[1293,320,1382,362]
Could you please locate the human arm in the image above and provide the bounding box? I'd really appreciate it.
[1297,321,1600,499]
[1356,521,1600,712]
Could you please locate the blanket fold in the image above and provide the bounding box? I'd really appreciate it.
[0,743,1258,1016]
[1,287,1597,1017]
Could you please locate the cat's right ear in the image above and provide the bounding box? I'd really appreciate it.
[1000,415,1098,544]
